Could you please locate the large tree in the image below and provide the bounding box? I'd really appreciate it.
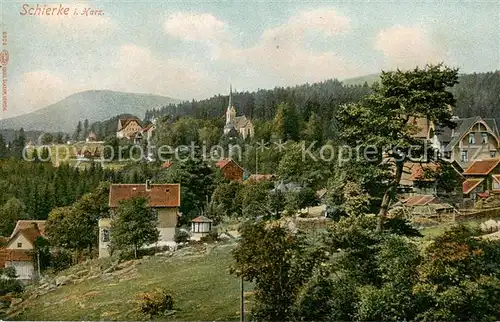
[0,197,25,236]
[337,64,459,231]
[110,196,159,258]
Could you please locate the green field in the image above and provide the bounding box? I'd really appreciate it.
[13,244,247,321]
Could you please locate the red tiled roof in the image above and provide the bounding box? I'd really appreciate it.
[215,158,231,168]
[3,249,33,262]
[162,161,173,169]
[192,216,213,223]
[463,178,484,194]
[478,192,490,198]
[463,159,500,175]
[215,158,244,172]
[109,184,180,208]
[10,221,46,239]
[411,163,440,181]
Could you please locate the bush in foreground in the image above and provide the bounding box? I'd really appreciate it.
[137,289,174,318]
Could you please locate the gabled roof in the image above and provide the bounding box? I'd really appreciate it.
[192,216,213,223]
[438,116,500,152]
[463,158,500,175]
[87,131,96,138]
[493,175,500,189]
[109,184,181,208]
[10,220,46,239]
[402,195,437,206]
[215,158,244,171]
[119,118,142,130]
[463,178,485,194]
[142,124,154,132]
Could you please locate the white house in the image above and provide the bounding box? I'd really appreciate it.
[0,220,46,280]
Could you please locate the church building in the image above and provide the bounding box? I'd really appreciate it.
[223,86,254,139]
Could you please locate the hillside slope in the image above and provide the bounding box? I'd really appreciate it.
[0,90,178,133]
[9,243,245,321]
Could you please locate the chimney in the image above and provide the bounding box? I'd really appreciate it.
[146,180,152,191]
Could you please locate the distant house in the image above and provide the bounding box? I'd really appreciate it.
[99,182,181,258]
[86,131,97,143]
[0,220,46,280]
[399,162,441,195]
[436,116,500,168]
[462,158,500,204]
[223,86,254,139]
[215,158,244,181]
[116,118,143,140]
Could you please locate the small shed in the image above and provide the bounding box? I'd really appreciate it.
[191,216,213,241]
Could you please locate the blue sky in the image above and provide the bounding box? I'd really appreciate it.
[1,0,499,118]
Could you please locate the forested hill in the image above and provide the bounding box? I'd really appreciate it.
[145,72,500,125]
[145,79,372,124]
[451,72,500,124]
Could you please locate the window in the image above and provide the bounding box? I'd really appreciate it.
[482,133,488,144]
[491,151,497,158]
[17,242,22,248]
[468,133,475,144]
[101,229,110,243]
[461,150,468,162]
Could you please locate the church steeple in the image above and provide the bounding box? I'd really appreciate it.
[226,85,236,124]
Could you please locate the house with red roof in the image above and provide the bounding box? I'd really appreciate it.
[0,220,46,280]
[98,181,181,258]
[215,158,244,182]
[462,158,500,203]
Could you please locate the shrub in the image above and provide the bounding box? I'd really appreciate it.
[51,249,73,273]
[137,289,174,317]
[118,247,155,261]
[0,267,23,296]
[174,229,190,243]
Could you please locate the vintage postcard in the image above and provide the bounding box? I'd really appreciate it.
[0,0,499,321]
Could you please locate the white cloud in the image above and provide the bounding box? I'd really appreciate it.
[375,25,448,69]
[164,12,230,42]
[108,44,217,99]
[220,8,357,84]
[7,70,75,117]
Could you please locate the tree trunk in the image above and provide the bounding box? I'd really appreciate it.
[377,160,404,232]
[134,245,137,259]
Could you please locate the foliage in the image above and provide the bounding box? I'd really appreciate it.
[276,142,331,190]
[137,289,174,318]
[337,64,459,230]
[0,197,25,236]
[0,159,115,221]
[50,249,73,273]
[231,219,328,321]
[46,183,109,259]
[174,229,190,243]
[0,267,23,296]
[159,157,215,225]
[110,196,159,258]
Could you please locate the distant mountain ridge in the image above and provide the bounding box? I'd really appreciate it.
[0,90,178,133]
